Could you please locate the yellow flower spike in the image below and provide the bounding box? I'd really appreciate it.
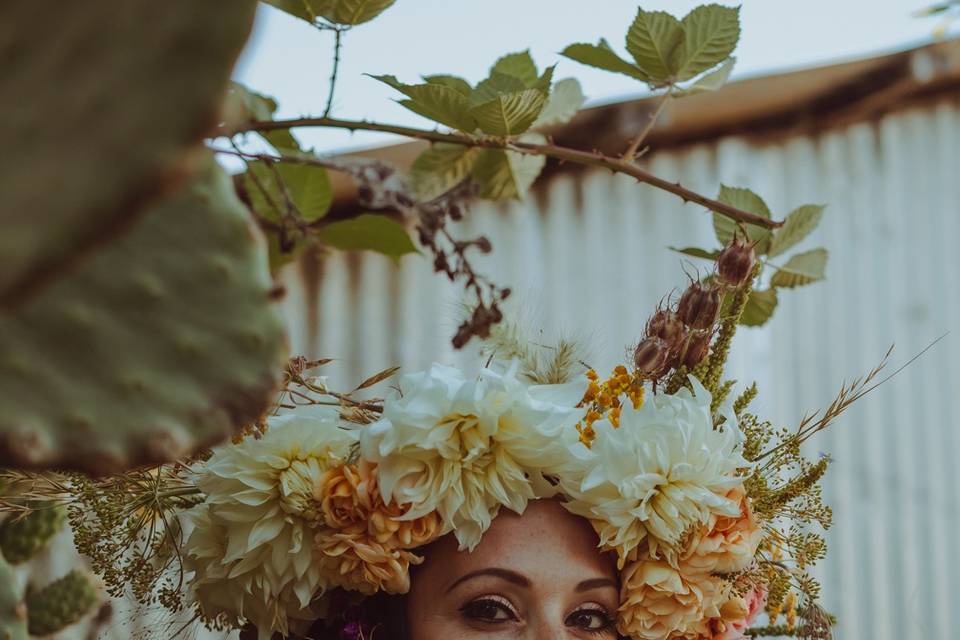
[614,365,628,377]
[610,406,622,428]
[785,592,798,630]
[586,369,599,381]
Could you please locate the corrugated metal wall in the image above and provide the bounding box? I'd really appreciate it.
[276,100,960,639]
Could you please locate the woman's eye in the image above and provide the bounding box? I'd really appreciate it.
[460,597,518,623]
[566,607,615,632]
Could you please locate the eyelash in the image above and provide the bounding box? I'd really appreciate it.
[459,598,615,635]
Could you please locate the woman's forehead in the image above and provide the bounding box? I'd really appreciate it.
[421,499,617,586]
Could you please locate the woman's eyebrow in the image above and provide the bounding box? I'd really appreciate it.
[446,568,531,593]
[575,577,618,592]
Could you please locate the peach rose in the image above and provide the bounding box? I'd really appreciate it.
[682,487,762,575]
[315,460,441,550]
[618,560,726,640]
[700,585,768,640]
[316,531,423,595]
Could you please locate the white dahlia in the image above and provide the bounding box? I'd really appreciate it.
[561,377,747,567]
[184,405,356,639]
[360,361,585,550]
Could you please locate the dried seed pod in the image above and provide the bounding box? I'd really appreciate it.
[683,332,713,369]
[677,282,722,330]
[646,309,686,348]
[717,237,757,287]
[633,337,672,378]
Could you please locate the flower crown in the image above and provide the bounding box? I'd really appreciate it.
[181,237,859,640]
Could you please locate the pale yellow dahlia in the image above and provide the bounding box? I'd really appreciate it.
[184,406,355,640]
[561,377,747,567]
[681,486,763,575]
[618,559,726,640]
[360,362,585,549]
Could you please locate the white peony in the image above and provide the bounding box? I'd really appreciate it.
[360,361,585,550]
[184,405,356,640]
[561,377,747,567]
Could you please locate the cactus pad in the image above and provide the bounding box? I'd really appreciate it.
[0,162,289,474]
[26,570,98,636]
[0,0,257,304]
[0,557,27,640]
[0,506,66,565]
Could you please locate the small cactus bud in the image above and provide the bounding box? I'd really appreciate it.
[0,505,66,565]
[717,237,757,287]
[26,570,98,636]
[633,336,672,378]
[683,332,712,369]
[677,282,722,330]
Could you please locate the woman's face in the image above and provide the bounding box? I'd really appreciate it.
[405,499,619,640]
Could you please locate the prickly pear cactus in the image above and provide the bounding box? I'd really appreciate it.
[0,507,66,565]
[0,161,289,474]
[0,556,27,640]
[0,0,257,304]
[25,570,98,637]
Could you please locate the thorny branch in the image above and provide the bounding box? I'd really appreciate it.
[622,89,673,162]
[219,116,782,230]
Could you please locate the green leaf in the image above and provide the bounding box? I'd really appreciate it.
[532,64,556,94]
[560,40,651,82]
[674,57,735,96]
[469,89,547,136]
[713,185,773,254]
[669,246,721,260]
[224,82,277,122]
[768,204,825,257]
[243,161,332,223]
[423,74,472,97]
[471,71,529,106]
[371,74,477,132]
[674,4,740,81]
[316,213,418,261]
[491,50,539,86]
[410,143,482,201]
[769,248,828,288]
[532,78,585,128]
[472,133,547,200]
[265,0,395,25]
[625,9,684,83]
[740,288,778,326]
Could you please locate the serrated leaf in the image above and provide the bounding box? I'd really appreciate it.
[471,71,529,106]
[354,365,401,391]
[675,57,735,96]
[560,40,651,81]
[371,74,477,132]
[625,9,684,83]
[472,134,546,200]
[470,89,546,136]
[674,4,740,81]
[243,161,331,223]
[669,246,721,260]
[770,248,828,288]
[713,185,772,254]
[423,74,472,97]
[768,204,825,257]
[315,0,395,25]
[316,213,418,262]
[532,78,586,128]
[491,50,539,86]
[410,143,482,201]
[740,288,778,327]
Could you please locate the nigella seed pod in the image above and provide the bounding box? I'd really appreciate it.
[633,336,672,377]
[677,282,721,330]
[717,237,757,287]
[646,309,686,347]
[683,332,712,369]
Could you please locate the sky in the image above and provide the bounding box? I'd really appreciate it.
[233,0,945,153]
